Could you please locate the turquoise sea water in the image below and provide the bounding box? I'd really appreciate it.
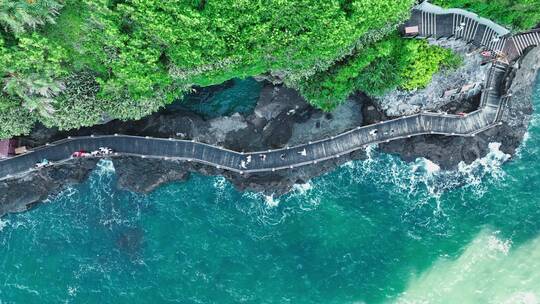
[180,78,263,118]
[1,77,540,303]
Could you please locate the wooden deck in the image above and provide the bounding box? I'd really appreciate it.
[0,1,535,179]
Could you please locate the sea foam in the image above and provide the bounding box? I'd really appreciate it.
[396,230,540,304]
[0,218,9,232]
[96,159,116,174]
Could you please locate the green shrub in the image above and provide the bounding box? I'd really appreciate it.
[0,100,36,139]
[40,71,103,130]
[399,38,462,91]
[0,33,69,118]
[298,35,462,111]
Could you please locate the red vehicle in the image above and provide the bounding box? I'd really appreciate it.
[72,150,88,158]
[481,50,496,58]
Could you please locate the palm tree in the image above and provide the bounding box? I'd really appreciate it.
[0,0,63,34]
[3,72,64,118]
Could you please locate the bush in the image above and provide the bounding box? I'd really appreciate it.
[0,100,36,138]
[399,38,462,91]
[298,35,462,111]
[73,0,416,103]
[0,33,69,118]
[40,71,103,130]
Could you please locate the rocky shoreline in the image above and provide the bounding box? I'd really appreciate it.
[0,46,538,217]
[380,46,538,167]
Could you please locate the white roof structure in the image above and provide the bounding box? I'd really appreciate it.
[416,1,510,36]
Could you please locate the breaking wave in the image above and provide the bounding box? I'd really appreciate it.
[202,139,513,226]
[0,218,9,232]
[95,159,116,175]
[338,142,510,203]
[222,179,322,226]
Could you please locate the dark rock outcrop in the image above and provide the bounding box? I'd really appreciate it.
[0,158,98,215]
[113,157,192,193]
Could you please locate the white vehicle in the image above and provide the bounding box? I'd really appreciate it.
[369,130,378,136]
[98,147,113,155]
[35,159,50,169]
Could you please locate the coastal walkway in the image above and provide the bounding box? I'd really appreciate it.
[0,1,536,178]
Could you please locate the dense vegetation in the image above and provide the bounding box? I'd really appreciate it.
[432,0,540,30]
[298,35,461,110]
[0,0,469,138]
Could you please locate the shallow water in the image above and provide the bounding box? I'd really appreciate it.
[0,77,539,303]
[179,78,262,118]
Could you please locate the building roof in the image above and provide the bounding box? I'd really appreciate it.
[0,139,16,157]
[416,1,510,36]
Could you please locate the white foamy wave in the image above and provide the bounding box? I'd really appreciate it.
[487,234,512,256]
[523,130,531,144]
[292,182,313,195]
[337,141,511,213]
[241,181,315,210]
[502,292,538,304]
[514,130,530,159]
[0,218,9,232]
[212,176,230,202]
[237,182,320,225]
[67,286,78,297]
[290,182,322,211]
[410,158,441,178]
[96,159,115,174]
[456,142,510,196]
[238,141,509,224]
[424,159,441,175]
[6,283,39,296]
[364,144,378,161]
[213,176,227,191]
[264,195,280,208]
[343,144,378,170]
[42,186,78,204]
[241,190,262,201]
[340,152,448,201]
[236,191,288,225]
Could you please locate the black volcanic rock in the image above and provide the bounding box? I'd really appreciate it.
[0,158,98,215]
[113,157,192,193]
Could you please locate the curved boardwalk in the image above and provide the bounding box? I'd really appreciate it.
[0,2,536,178]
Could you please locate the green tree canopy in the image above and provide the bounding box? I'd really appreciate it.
[0,0,63,34]
[0,0,488,139]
